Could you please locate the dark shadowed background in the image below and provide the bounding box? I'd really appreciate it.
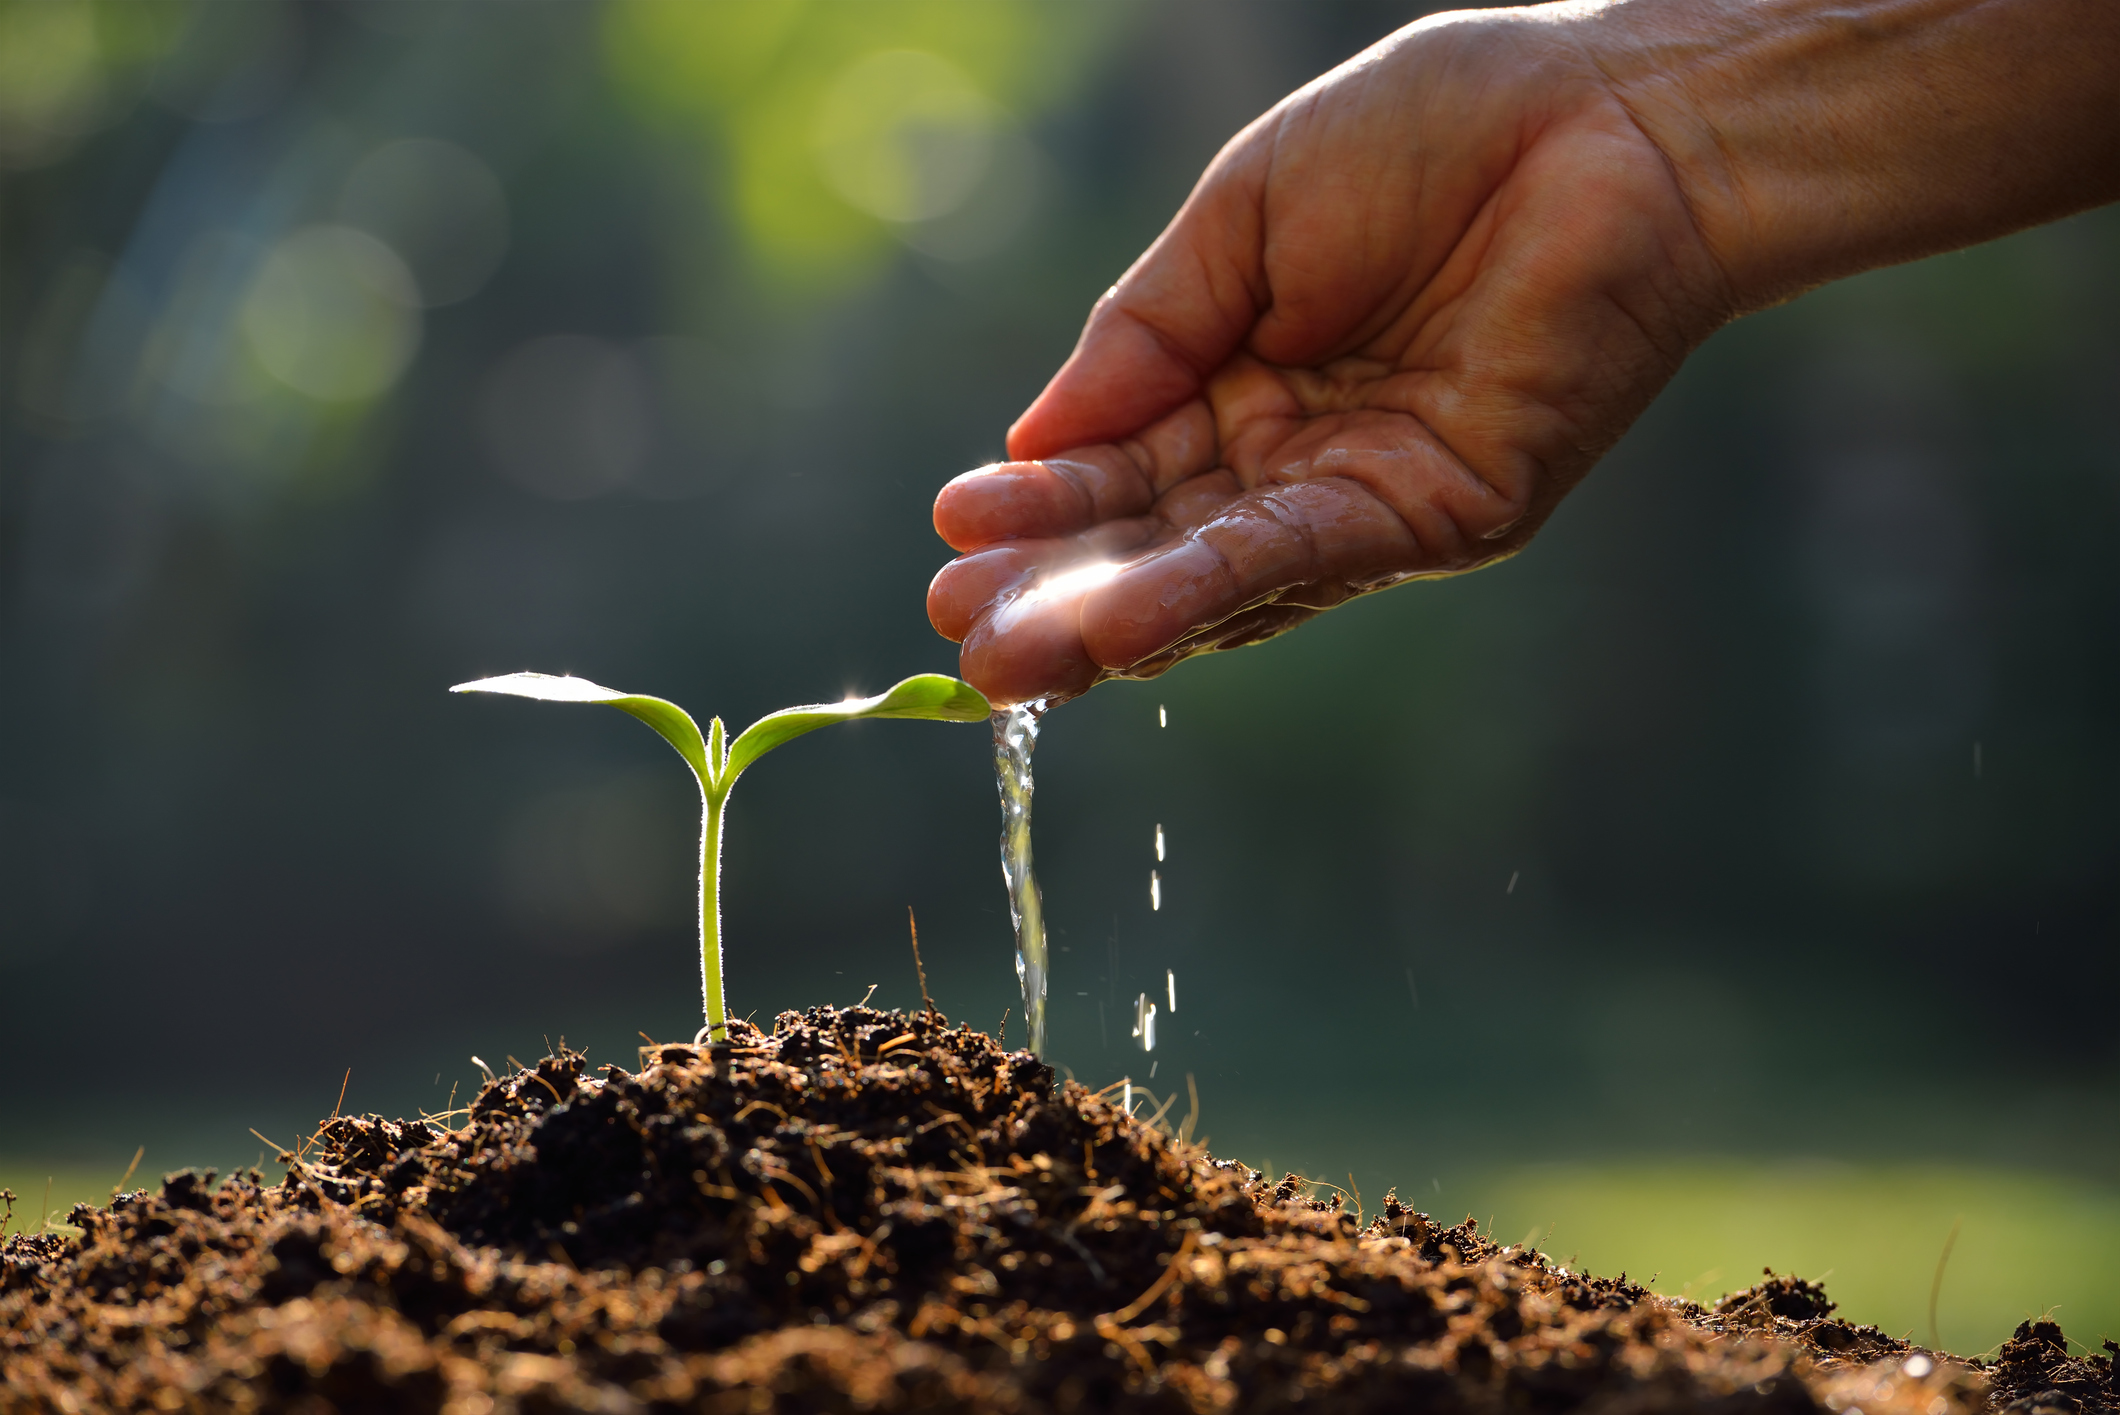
[3,0,2115,1352]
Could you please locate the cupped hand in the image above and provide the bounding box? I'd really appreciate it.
[928,5,1736,704]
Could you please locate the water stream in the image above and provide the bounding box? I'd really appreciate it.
[993,699,1050,1055]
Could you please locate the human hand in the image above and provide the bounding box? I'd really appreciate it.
[929,0,2120,705]
[928,7,1733,703]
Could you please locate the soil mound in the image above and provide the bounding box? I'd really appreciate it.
[4,1006,2111,1413]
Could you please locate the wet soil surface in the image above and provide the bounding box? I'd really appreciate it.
[5,1006,2114,1413]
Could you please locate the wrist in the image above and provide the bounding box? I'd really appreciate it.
[1582,0,2120,308]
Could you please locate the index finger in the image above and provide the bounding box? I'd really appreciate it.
[933,401,1219,552]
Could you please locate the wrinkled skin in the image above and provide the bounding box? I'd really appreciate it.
[929,0,2120,704]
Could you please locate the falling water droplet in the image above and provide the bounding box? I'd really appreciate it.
[1122,1079,1133,1113]
[994,700,1051,1055]
[1149,1060,1157,1079]
[1158,705,1167,728]
[1132,992,1157,1051]
[1166,968,1176,1013]
[1155,824,1165,862]
[1150,870,1161,911]
[1506,869,1519,895]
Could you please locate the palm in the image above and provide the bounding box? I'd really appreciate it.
[931,12,1731,703]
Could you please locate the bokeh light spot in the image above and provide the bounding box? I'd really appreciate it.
[337,138,510,307]
[0,2,115,169]
[239,225,421,403]
[814,49,998,224]
[899,126,1048,264]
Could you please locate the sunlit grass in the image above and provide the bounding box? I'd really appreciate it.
[0,1166,125,1236]
[1472,1161,2120,1357]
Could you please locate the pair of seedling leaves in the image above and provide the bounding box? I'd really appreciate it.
[452,670,991,1042]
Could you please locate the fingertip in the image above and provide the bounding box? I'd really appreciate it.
[932,464,1002,552]
[926,567,971,644]
[1002,412,1042,465]
[959,596,1101,706]
[1007,315,1210,463]
[933,461,1098,552]
[1005,404,1097,465]
[928,547,1034,644]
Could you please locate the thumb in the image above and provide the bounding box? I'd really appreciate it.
[1006,141,1267,462]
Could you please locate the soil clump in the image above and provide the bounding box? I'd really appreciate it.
[4,1005,2112,1413]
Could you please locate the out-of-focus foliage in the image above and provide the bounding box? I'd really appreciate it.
[0,0,183,171]
[605,0,1124,289]
[1472,1163,2120,1357]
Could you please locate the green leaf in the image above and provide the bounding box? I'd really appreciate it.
[723,673,990,784]
[451,672,713,786]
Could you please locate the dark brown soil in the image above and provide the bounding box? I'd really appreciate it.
[5,1006,2113,1414]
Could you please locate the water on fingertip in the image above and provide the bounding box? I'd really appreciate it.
[987,560,1126,639]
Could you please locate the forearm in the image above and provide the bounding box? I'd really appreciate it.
[1587,0,2120,307]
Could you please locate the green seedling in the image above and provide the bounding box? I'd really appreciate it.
[452,671,991,1041]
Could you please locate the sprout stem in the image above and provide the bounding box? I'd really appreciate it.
[700,786,728,1042]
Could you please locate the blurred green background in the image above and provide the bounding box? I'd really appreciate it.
[2,0,2114,1357]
